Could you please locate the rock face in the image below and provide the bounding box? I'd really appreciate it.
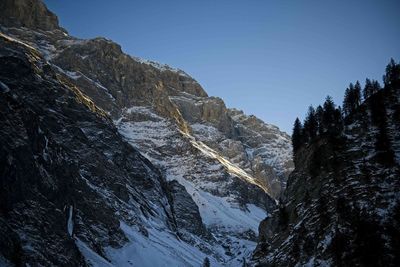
[0,33,174,266]
[0,0,62,31]
[0,1,293,266]
[168,180,212,241]
[253,82,400,266]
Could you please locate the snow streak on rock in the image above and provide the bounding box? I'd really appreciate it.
[67,205,74,237]
[179,129,274,197]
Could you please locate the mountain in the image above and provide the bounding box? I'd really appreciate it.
[0,1,293,266]
[252,63,400,266]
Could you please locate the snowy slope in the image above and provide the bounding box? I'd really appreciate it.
[0,10,289,265]
[114,105,271,265]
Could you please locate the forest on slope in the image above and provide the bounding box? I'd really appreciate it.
[253,59,400,266]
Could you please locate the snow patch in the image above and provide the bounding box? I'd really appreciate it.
[106,221,219,267]
[0,81,10,93]
[133,57,190,77]
[75,238,113,267]
[67,205,74,237]
[171,177,266,233]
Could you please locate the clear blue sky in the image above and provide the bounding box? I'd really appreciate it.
[44,0,400,133]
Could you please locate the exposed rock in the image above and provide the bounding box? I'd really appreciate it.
[0,0,63,32]
[0,1,294,265]
[169,180,213,241]
[0,33,178,266]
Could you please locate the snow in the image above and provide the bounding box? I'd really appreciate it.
[132,57,190,77]
[67,205,74,237]
[58,38,87,47]
[191,123,223,141]
[180,129,273,196]
[52,64,81,80]
[0,32,37,51]
[52,64,116,101]
[319,232,332,251]
[171,176,267,233]
[42,135,50,162]
[302,257,316,267]
[36,40,58,60]
[115,108,176,150]
[229,110,293,176]
[106,221,219,267]
[0,81,10,93]
[75,238,113,267]
[114,105,271,266]
[124,106,164,120]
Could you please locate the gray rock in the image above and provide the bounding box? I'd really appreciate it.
[0,0,64,32]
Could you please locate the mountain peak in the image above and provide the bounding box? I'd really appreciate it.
[0,0,64,32]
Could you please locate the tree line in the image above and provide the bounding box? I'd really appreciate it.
[292,58,400,162]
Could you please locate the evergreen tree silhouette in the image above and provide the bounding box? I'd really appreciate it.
[322,96,336,133]
[343,82,362,116]
[354,81,362,107]
[315,105,324,134]
[303,106,318,141]
[363,78,381,100]
[384,58,400,88]
[292,118,304,155]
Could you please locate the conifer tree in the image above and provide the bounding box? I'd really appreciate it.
[372,80,381,92]
[343,82,362,116]
[363,79,381,100]
[384,58,400,88]
[292,118,303,154]
[354,81,362,107]
[363,78,373,100]
[343,87,352,116]
[322,96,336,130]
[304,106,318,141]
[333,106,344,134]
[363,78,374,100]
[315,105,324,134]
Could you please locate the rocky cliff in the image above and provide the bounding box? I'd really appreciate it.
[0,1,293,266]
[0,0,63,32]
[0,32,176,266]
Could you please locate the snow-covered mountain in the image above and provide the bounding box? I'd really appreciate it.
[0,0,293,266]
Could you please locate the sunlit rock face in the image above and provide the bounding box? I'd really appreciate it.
[0,1,293,266]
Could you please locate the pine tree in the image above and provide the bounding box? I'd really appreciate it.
[343,82,362,116]
[363,78,373,100]
[315,105,324,134]
[303,106,318,141]
[343,87,352,116]
[383,58,400,88]
[333,106,344,134]
[292,118,304,154]
[363,78,374,99]
[363,79,381,99]
[372,80,381,92]
[354,81,362,107]
[322,96,336,130]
